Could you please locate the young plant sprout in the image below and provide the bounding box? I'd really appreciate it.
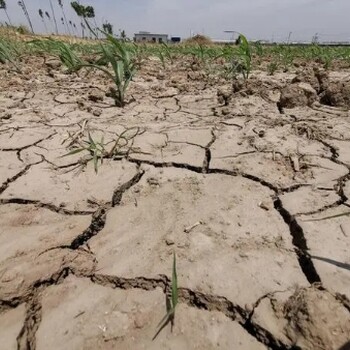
[153,252,178,340]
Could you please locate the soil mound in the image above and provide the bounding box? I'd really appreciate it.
[292,67,329,94]
[184,35,213,46]
[320,81,350,108]
[279,82,317,108]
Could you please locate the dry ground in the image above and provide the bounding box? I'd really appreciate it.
[0,54,350,350]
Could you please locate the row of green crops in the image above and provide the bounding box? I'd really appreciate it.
[3,33,350,105]
[3,36,350,68]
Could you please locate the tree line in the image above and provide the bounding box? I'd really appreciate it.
[0,0,115,38]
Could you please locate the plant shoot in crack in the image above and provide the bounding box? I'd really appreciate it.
[153,252,178,340]
[62,127,143,173]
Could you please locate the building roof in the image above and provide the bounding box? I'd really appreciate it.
[134,33,168,36]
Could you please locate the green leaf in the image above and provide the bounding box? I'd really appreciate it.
[88,132,96,148]
[93,149,99,173]
[61,148,86,157]
[156,308,174,329]
[171,252,178,309]
[305,211,350,222]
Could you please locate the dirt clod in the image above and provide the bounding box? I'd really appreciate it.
[320,81,350,108]
[279,82,317,108]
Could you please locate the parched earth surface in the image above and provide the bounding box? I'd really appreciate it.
[0,56,350,350]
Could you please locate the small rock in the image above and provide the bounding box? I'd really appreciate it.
[259,201,270,211]
[92,108,102,117]
[258,129,265,138]
[0,112,12,120]
[165,238,175,246]
[221,107,230,116]
[46,59,61,70]
[88,90,104,102]
[147,177,159,186]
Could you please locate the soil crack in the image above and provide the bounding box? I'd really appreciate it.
[0,159,44,195]
[0,198,94,216]
[273,197,322,284]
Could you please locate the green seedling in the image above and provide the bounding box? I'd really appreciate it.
[28,39,83,73]
[78,20,137,107]
[157,48,166,69]
[63,127,142,173]
[267,61,279,75]
[254,41,263,57]
[0,39,21,72]
[218,34,252,80]
[153,252,178,340]
[237,34,252,80]
[161,42,173,63]
[63,131,105,173]
[54,40,83,74]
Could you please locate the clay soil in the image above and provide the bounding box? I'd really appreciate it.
[0,54,350,350]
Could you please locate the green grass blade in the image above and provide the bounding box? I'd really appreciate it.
[171,252,178,309]
[304,211,350,222]
[156,308,174,329]
[93,149,99,173]
[61,148,86,157]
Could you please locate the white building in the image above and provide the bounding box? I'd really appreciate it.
[134,31,169,43]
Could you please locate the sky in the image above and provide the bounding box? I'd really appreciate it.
[1,0,349,42]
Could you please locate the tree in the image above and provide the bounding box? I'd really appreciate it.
[58,0,70,35]
[84,5,95,19]
[45,11,54,33]
[0,0,12,26]
[84,5,98,38]
[38,9,48,33]
[68,20,76,36]
[17,0,34,33]
[120,29,127,41]
[102,22,113,35]
[71,2,98,38]
[48,0,58,34]
[71,1,85,37]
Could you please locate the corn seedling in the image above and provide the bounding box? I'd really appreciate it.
[77,20,137,107]
[278,45,294,72]
[153,252,178,339]
[267,61,279,75]
[157,48,166,69]
[219,34,252,80]
[161,42,173,63]
[236,34,252,80]
[27,39,83,74]
[54,40,83,74]
[63,127,142,173]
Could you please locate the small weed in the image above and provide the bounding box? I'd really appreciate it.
[267,61,279,75]
[0,39,21,72]
[62,127,142,173]
[153,252,178,340]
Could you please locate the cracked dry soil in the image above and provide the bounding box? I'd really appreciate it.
[0,56,350,350]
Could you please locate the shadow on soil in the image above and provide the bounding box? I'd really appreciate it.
[339,341,350,350]
[311,255,350,271]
